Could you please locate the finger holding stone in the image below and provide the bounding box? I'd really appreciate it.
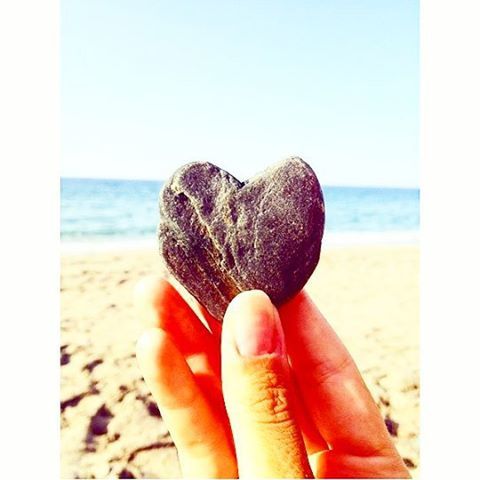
[168,275,223,342]
[134,276,217,359]
[221,290,313,478]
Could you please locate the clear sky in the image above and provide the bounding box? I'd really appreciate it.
[61,0,418,187]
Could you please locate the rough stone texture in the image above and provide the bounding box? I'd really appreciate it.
[158,157,325,320]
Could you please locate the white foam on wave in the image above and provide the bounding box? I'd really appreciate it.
[60,237,158,255]
[322,230,419,247]
[61,230,419,255]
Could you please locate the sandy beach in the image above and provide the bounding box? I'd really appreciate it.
[60,244,419,479]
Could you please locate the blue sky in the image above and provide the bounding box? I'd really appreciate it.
[61,0,418,187]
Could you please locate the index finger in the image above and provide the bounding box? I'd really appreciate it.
[133,276,216,358]
[279,291,395,457]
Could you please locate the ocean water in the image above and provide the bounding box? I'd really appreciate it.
[61,178,419,249]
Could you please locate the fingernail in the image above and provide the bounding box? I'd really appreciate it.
[230,291,284,357]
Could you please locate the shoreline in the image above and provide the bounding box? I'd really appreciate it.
[60,230,419,255]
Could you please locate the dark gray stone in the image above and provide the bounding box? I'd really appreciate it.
[158,157,325,321]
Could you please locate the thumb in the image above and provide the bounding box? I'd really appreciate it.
[221,290,313,479]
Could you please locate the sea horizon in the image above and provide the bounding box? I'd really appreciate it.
[60,175,419,191]
[61,177,420,253]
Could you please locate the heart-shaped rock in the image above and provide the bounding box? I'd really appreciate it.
[158,157,325,321]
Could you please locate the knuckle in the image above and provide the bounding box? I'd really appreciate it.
[243,370,294,426]
[309,352,354,386]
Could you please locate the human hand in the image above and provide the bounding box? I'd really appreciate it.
[135,277,410,478]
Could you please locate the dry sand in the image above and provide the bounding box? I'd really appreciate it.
[60,245,419,479]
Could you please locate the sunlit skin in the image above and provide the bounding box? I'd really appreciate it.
[135,276,410,479]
